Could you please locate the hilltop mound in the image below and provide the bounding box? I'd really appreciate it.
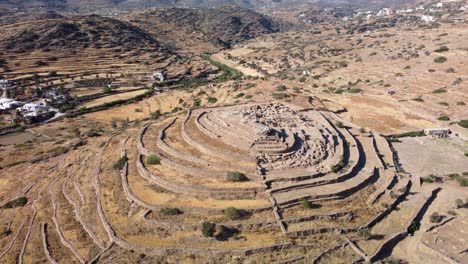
[0,14,159,52]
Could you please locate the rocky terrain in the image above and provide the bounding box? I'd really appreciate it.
[126,5,288,51]
[0,14,160,52]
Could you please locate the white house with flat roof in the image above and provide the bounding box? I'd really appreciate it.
[0,98,21,110]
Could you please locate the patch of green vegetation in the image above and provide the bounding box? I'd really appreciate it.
[348,88,363,94]
[147,154,161,165]
[159,207,183,216]
[335,121,344,128]
[334,88,344,94]
[300,199,313,209]
[432,88,447,94]
[434,46,449,53]
[358,228,371,240]
[102,85,112,94]
[456,101,466,106]
[458,120,468,129]
[434,56,447,63]
[200,54,242,82]
[412,97,424,102]
[1,197,28,209]
[421,174,443,184]
[235,93,245,98]
[201,222,216,237]
[388,130,425,139]
[207,97,218,104]
[226,172,248,182]
[407,221,420,234]
[437,115,450,121]
[224,207,242,220]
[330,156,346,173]
[430,212,443,223]
[438,102,449,106]
[113,155,128,170]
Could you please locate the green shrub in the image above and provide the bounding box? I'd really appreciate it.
[335,121,344,128]
[207,97,217,104]
[150,110,161,120]
[300,199,313,209]
[407,221,420,234]
[349,88,363,93]
[1,197,28,209]
[113,155,128,170]
[432,88,447,94]
[434,56,447,63]
[159,207,183,216]
[434,46,449,53]
[201,222,216,237]
[412,97,424,102]
[358,228,371,240]
[102,86,112,94]
[224,207,242,220]
[437,115,450,121]
[147,154,161,165]
[456,177,468,187]
[456,101,466,106]
[438,102,448,106]
[331,156,346,173]
[458,120,468,129]
[226,172,248,182]
[430,212,443,223]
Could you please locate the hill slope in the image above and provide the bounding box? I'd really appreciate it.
[0,14,160,52]
[126,5,288,51]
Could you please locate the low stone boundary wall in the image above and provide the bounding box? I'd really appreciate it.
[278,167,378,207]
[181,110,252,163]
[136,154,264,196]
[368,187,442,262]
[311,242,350,264]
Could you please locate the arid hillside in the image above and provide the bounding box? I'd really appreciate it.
[0,14,160,52]
[0,1,467,263]
[125,5,289,52]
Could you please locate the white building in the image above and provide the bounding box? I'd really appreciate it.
[421,15,435,23]
[377,8,392,16]
[0,98,21,110]
[152,72,165,82]
[424,128,450,138]
[19,103,45,112]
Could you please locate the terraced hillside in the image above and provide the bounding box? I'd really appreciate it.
[0,101,448,263]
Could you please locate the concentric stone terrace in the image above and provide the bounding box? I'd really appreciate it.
[1,102,432,263]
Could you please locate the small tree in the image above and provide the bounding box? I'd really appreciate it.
[407,221,420,234]
[430,212,443,223]
[201,222,216,237]
[455,199,464,209]
[224,207,242,220]
[113,155,128,170]
[102,85,112,94]
[150,110,161,120]
[359,228,371,240]
[159,207,183,216]
[300,199,313,209]
[147,154,161,165]
[335,121,344,128]
[434,56,447,63]
[226,172,248,182]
